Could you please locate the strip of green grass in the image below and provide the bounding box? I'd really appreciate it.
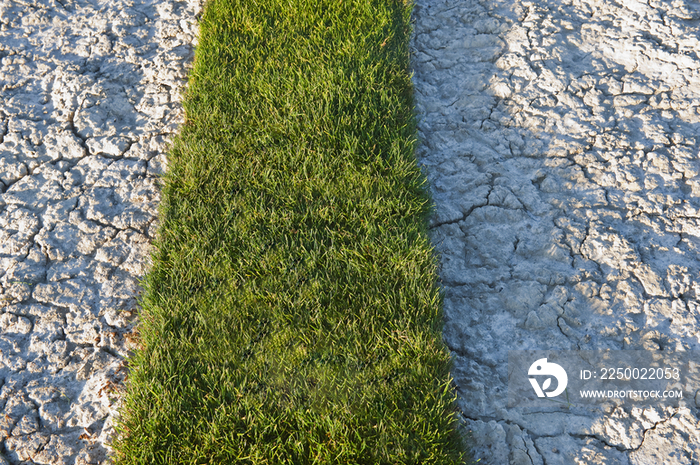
[113,0,466,462]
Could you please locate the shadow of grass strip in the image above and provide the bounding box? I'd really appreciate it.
[113,0,467,462]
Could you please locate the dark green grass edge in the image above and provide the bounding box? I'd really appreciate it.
[112,0,468,463]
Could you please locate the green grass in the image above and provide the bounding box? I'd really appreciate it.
[112,0,467,462]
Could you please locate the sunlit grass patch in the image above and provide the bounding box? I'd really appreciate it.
[113,0,467,462]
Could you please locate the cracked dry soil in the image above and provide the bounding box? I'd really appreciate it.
[411,0,700,463]
[3,0,700,463]
[0,0,199,463]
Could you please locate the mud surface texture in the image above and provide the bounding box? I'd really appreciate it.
[411,0,700,463]
[0,0,199,462]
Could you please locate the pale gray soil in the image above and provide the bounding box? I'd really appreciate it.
[4,0,700,463]
[411,0,700,463]
[0,0,199,463]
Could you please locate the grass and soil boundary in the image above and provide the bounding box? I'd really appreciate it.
[113,0,467,462]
